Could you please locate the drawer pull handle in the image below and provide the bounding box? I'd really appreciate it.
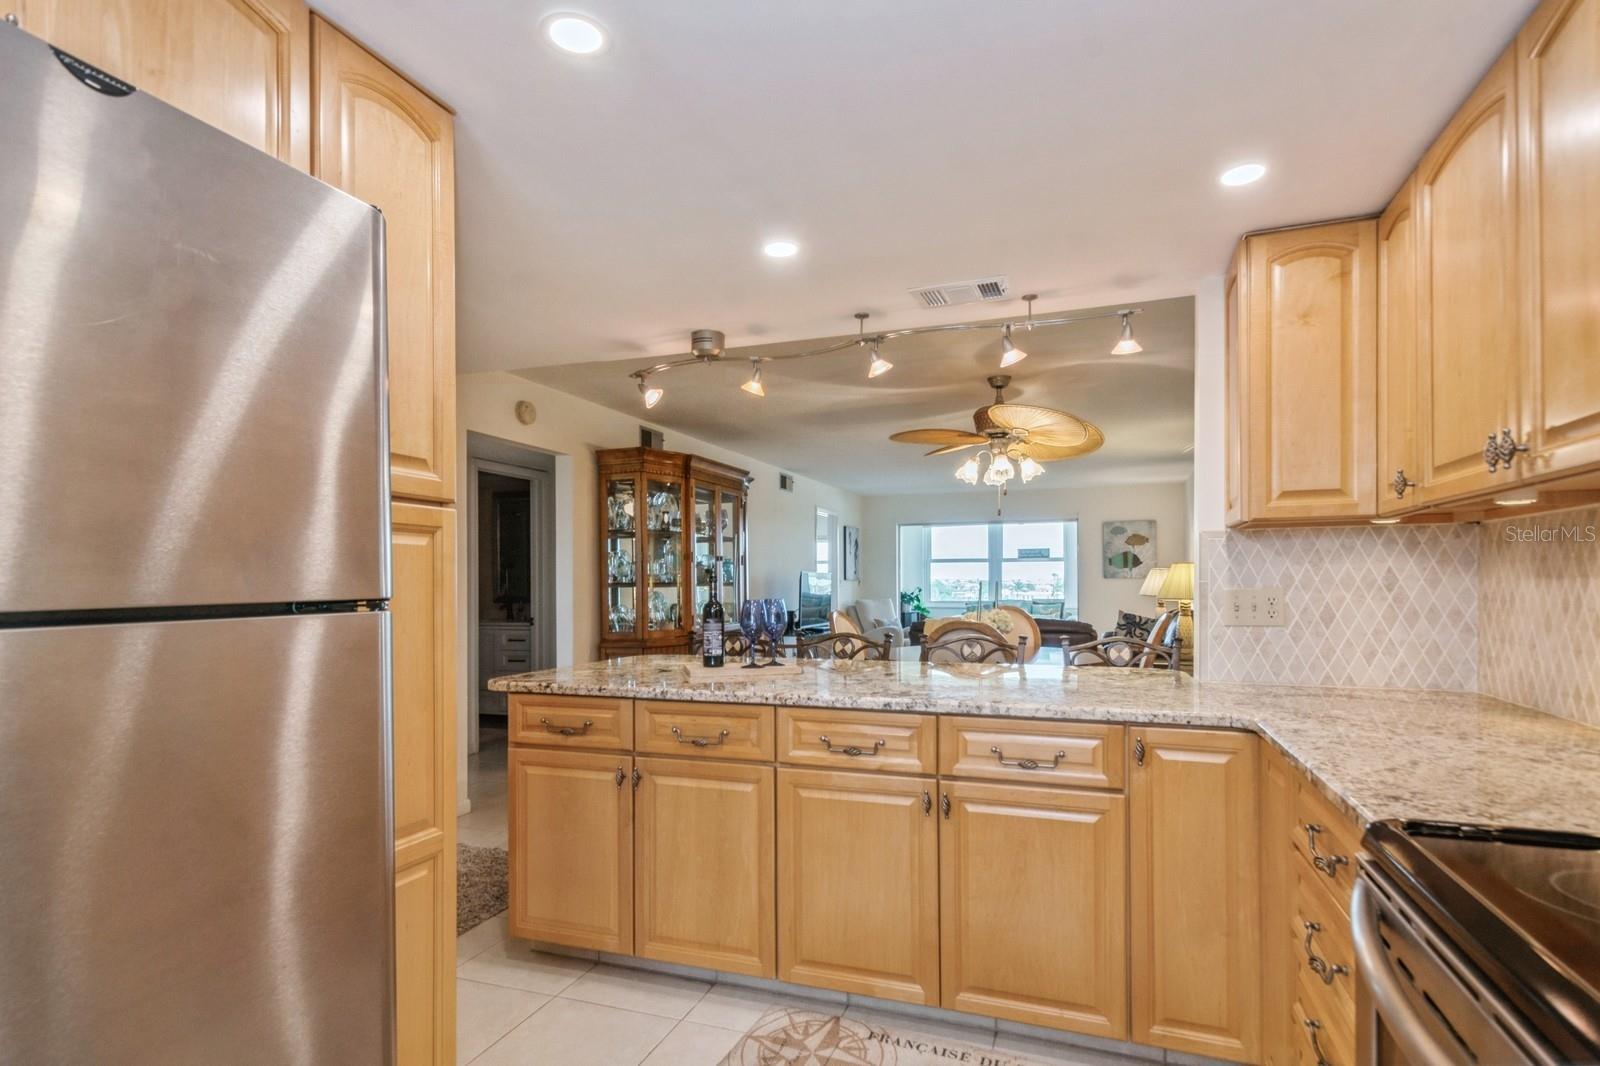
[504,657,528,665]
[671,725,730,748]
[1304,823,1349,877]
[818,735,885,757]
[505,635,529,643]
[941,793,951,819]
[1134,737,1145,766]
[1302,921,1350,985]
[990,746,1067,771]
[541,717,594,737]
[615,766,625,787]
[1304,1018,1332,1066]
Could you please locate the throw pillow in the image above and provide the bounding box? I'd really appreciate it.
[1113,611,1155,638]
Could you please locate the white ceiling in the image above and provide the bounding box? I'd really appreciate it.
[520,297,1195,494]
[314,0,1534,375]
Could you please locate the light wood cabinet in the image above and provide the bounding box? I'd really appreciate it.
[1415,47,1522,505]
[1259,742,1296,1065]
[1377,178,1420,516]
[940,781,1127,1039]
[1517,0,1600,480]
[1130,727,1261,1063]
[508,746,633,953]
[634,757,775,977]
[1225,220,1378,526]
[776,768,939,1004]
[16,0,311,169]
[1224,242,1247,527]
[391,501,457,1066]
[313,16,456,505]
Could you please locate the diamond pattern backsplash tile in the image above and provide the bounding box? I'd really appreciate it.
[1478,507,1600,728]
[1199,525,1479,691]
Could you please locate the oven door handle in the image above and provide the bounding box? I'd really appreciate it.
[1351,877,1459,1066]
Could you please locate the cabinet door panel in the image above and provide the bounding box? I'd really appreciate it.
[777,769,939,1004]
[509,747,633,953]
[313,17,455,504]
[395,850,449,1066]
[1130,728,1260,1061]
[19,0,310,168]
[941,781,1127,1039]
[1417,48,1520,503]
[1245,222,1377,521]
[1520,0,1600,476]
[1378,178,1420,515]
[635,758,775,977]
[1224,244,1246,526]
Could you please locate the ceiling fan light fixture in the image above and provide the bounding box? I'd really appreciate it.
[955,455,980,484]
[1019,455,1044,483]
[1110,311,1142,355]
[638,379,664,409]
[740,361,765,397]
[999,324,1028,368]
[983,450,1015,486]
[867,340,893,378]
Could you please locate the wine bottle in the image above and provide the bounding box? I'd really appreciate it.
[701,556,725,667]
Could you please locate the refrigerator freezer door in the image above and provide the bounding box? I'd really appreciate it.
[0,26,388,614]
[0,611,393,1064]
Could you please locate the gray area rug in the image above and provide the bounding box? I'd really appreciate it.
[456,843,508,936]
[721,1007,1047,1065]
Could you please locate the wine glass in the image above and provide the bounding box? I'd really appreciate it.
[762,598,788,665]
[738,600,761,668]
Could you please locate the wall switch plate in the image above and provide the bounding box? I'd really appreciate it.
[1219,587,1287,627]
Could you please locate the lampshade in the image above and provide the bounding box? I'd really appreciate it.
[1158,562,1195,602]
[1138,566,1170,598]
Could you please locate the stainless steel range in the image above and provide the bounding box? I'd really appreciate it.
[1354,821,1600,1065]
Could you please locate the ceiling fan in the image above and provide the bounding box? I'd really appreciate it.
[889,375,1103,499]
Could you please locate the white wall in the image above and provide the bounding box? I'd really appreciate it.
[858,480,1191,630]
[453,371,862,809]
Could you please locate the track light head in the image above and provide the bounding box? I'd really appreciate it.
[1110,311,1142,355]
[740,361,765,397]
[999,324,1028,368]
[867,340,893,378]
[638,378,664,409]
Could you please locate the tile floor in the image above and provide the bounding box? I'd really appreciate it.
[458,725,508,850]
[456,913,1212,1065]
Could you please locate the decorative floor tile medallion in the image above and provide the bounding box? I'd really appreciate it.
[722,1007,1044,1066]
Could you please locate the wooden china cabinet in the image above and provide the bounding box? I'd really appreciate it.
[598,448,750,658]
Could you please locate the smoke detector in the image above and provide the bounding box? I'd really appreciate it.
[908,275,1009,308]
[689,329,726,360]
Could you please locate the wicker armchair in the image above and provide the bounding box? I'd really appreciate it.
[920,620,1024,664]
[794,630,893,661]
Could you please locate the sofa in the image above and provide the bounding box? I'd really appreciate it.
[840,598,907,645]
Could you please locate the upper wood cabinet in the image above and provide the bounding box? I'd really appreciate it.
[1414,47,1522,506]
[1224,244,1246,527]
[313,17,456,505]
[940,781,1127,1040]
[634,757,775,978]
[17,0,311,169]
[1225,220,1378,526]
[1130,728,1260,1063]
[1377,178,1420,516]
[1517,0,1600,480]
[777,768,940,1005]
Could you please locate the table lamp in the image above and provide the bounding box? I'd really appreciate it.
[1158,562,1195,667]
[1139,566,1170,608]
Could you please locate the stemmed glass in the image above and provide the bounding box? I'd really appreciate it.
[762,598,789,666]
[738,599,762,668]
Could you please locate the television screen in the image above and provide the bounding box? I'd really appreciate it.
[797,571,832,633]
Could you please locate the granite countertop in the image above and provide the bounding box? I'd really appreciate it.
[489,656,1600,836]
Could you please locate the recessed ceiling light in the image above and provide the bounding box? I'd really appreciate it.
[762,240,799,259]
[544,14,606,55]
[1219,162,1267,187]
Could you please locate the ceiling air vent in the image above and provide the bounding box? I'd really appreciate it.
[908,275,1009,308]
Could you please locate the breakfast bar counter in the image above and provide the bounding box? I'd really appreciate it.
[490,654,1600,836]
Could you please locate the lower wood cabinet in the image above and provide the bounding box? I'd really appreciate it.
[939,780,1127,1039]
[776,768,940,1004]
[634,757,775,977]
[1130,727,1261,1063]
[508,747,633,953]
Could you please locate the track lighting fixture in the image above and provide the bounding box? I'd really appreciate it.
[740,360,765,397]
[867,340,893,379]
[638,379,663,409]
[1110,310,1142,355]
[999,294,1035,368]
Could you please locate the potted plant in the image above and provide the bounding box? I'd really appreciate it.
[899,588,931,628]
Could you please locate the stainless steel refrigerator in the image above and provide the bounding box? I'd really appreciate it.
[0,23,394,1064]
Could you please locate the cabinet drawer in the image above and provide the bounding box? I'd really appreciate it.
[1290,782,1361,912]
[635,701,774,761]
[1291,864,1357,1022]
[938,717,1124,789]
[776,707,935,774]
[1292,997,1353,1066]
[494,648,533,673]
[494,628,532,651]
[509,694,632,751]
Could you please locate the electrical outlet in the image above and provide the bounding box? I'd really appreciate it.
[1219,587,1287,626]
[1259,587,1286,627]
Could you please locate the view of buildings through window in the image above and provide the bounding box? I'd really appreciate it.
[901,521,1077,615]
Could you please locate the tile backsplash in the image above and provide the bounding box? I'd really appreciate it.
[1198,525,1480,691]
[1477,507,1600,728]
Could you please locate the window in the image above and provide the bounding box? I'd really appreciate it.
[902,520,1077,617]
[815,508,835,574]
